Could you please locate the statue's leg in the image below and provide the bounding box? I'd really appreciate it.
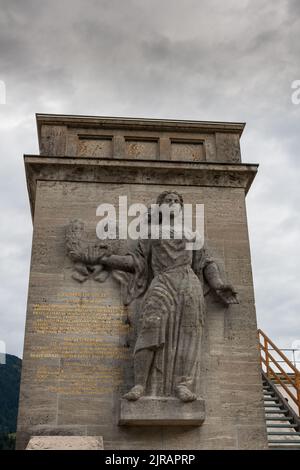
[134,349,154,387]
[175,324,203,402]
[123,349,154,401]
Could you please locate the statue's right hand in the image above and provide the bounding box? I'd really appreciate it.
[97,253,111,266]
[94,243,112,262]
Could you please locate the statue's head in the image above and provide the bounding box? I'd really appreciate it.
[156,191,183,207]
[68,219,85,236]
[156,191,183,219]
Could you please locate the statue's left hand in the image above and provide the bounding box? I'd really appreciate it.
[215,284,239,306]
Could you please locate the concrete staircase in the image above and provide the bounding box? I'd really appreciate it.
[263,372,300,449]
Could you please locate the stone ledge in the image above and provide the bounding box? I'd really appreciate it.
[26,436,104,450]
[36,114,245,137]
[24,155,258,219]
[119,397,205,426]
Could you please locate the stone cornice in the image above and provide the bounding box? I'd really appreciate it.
[24,154,258,220]
[36,113,245,142]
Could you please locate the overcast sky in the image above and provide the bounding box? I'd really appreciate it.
[0,0,299,360]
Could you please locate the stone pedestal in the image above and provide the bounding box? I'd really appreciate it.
[26,436,103,450]
[119,397,205,426]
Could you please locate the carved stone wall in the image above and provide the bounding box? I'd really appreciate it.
[16,115,267,450]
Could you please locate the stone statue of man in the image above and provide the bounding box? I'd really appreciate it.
[100,191,238,402]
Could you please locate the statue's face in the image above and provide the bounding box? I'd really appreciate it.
[72,220,84,234]
[161,193,182,218]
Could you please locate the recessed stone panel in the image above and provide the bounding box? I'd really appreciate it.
[171,140,205,161]
[125,138,158,159]
[78,136,113,158]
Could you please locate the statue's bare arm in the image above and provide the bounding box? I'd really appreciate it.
[100,254,135,273]
[204,261,238,306]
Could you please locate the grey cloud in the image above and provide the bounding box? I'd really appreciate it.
[0,0,299,356]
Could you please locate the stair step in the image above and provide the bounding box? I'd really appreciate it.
[268,440,300,444]
[266,417,292,421]
[269,445,300,449]
[264,404,283,408]
[264,397,279,402]
[268,431,300,436]
[264,407,282,410]
[267,424,295,428]
[265,410,288,414]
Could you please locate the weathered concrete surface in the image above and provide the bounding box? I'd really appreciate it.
[26,435,103,450]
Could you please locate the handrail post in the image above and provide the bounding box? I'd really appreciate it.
[295,371,300,415]
[264,337,270,378]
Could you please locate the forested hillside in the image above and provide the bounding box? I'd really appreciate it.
[0,354,22,449]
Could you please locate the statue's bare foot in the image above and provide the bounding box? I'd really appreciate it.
[123,385,145,401]
[72,271,87,283]
[175,385,197,402]
[74,262,89,276]
[94,269,110,283]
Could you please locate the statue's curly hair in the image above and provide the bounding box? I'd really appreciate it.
[156,190,184,207]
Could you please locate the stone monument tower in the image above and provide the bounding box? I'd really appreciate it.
[16,114,268,449]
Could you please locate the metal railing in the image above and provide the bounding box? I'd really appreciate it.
[258,329,300,415]
[266,348,300,369]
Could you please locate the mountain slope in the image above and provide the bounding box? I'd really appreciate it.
[0,354,22,434]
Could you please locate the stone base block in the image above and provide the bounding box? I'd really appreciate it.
[119,397,205,426]
[26,436,104,450]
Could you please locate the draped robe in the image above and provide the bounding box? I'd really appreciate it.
[117,229,214,397]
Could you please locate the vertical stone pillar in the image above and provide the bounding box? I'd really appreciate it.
[16,115,268,450]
